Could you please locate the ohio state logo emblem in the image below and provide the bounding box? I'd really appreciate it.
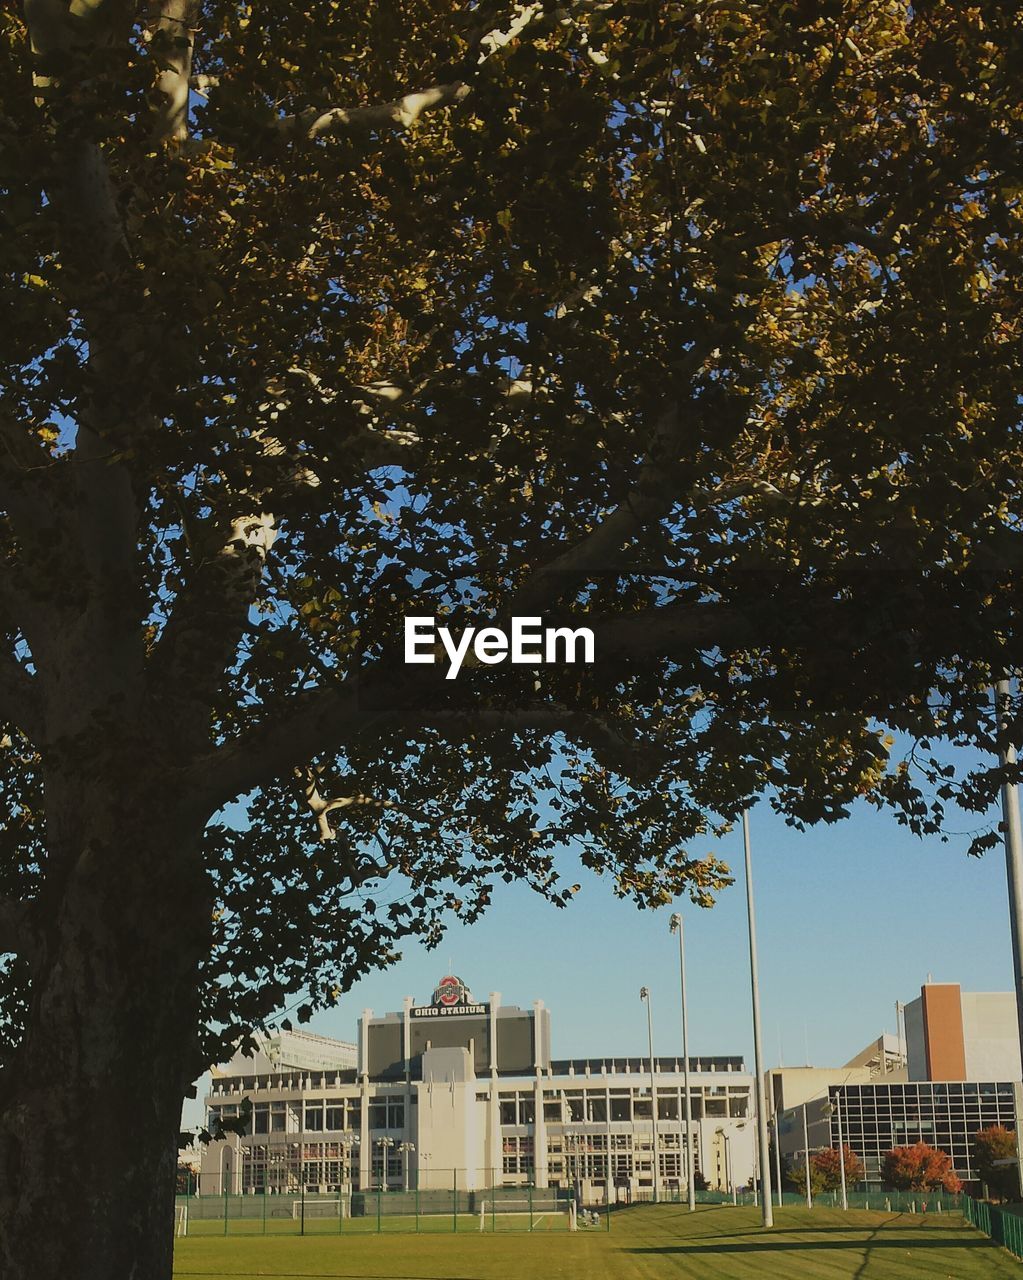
[433,974,468,1007]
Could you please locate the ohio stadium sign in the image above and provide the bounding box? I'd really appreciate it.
[409,975,489,1018]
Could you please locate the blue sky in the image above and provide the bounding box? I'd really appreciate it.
[311,786,1012,1068]
[183,739,1016,1128]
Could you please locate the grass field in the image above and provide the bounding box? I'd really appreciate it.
[173,1203,1021,1279]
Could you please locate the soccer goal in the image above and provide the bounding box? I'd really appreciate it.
[476,1198,571,1232]
[174,1204,189,1238]
[292,1198,345,1220]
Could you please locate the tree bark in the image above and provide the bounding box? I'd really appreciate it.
[0,776,210,1280]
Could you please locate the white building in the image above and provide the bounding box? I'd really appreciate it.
[200,976,757,1202]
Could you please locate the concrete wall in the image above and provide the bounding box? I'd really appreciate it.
[904,996,927,1081]
[962,992,1021,1081]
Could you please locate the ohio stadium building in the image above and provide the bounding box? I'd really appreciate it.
[199,976,757,1201]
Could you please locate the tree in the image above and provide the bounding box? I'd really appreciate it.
[1,2,1022,1276]
[974,1126,1020,1201]
[787,1156,828,1199]
[883,1143,962,1193]
[810,1146,865,1193]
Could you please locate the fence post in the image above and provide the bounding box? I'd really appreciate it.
[223,1186,229,1236]
[262,1187,267,1235]
[300,1181,306,1237]
[453,1169,458,1234]
[338,1185,343,1235]
[415,1182,420,1233]
[528,1180,533,1233]
[377,1186,382,1234]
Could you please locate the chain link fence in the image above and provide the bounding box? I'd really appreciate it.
[963,1195,1023,1259]
[175,1178,969,1237]
[175,1178,610,1236]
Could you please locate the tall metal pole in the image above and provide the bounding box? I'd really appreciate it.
[835,1092,848,1211]
[995,678,1023,1197]
[640,987,660,1203]
[772,1117,783,1208]
[801,1104,812,1209]
[742,810,774,1228]
[670,913,697,1212]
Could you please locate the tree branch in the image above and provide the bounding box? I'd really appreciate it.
[150,513,277,743]
[149,0,200,143]
[514,403,685,612]
[181,595,753,815]
[280,82,471,141]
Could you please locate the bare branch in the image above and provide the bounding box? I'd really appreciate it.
[280,82,471,142]
[296,766,393,841]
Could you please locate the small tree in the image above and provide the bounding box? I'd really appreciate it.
[693,1170,709,1193]
[974,1127,1020,1201]
[787,1157,829,1199]
[812,1146,865,1192]
[883,1143,962,1193]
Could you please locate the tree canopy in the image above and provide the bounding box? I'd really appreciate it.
[1,8,1022,1261]
[883,1141,962,1193]
[974,1124,1020,1200]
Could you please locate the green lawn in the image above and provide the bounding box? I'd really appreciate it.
[173,1203,1021,1279]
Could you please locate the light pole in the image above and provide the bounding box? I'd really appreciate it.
[995,678,1023,1197]
[742,810,774,1228]
[640,986,660,1203]
[715,1127,734,1203]
[398,1141,415,1192]
[377,1135,395,1191]
[770,1115,783,1208]
[801,1104,812,1209]
[339,1134,360,1214]
[669,913,697,1213]
[824,1094,848,1210]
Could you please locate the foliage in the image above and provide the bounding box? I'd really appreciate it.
[787,1157,829,1199]
[2,0,1023,1072]
[973,1126,1020,1200]
[808,1147,865,1192]
[692,1170,709,1193]
[883,1143,962,1193]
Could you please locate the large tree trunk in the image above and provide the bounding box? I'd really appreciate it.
[0,780,209,1280]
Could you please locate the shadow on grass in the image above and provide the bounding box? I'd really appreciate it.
[627,1237,989,1255]
[176,1274,489,1280]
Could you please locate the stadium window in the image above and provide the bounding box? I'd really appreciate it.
[610,1097,631,1122]
[387,1101,405,1128]
[369,1102,388,1129]
[519,1098,535,1124]
[253,1105,270,1134]
[634,1098,652,1119]
[567,1097,584,1122]
[305,1105,324,1132]
[657,1095,679,1120]
[587,1096,608,1122]
[500,1100,517,1125]
[325,1102,344,1131]
[544,1101,562,1122]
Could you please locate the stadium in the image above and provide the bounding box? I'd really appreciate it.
[198,974,757,1213]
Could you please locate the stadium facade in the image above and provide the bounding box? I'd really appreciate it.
[199,976,757,1201]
